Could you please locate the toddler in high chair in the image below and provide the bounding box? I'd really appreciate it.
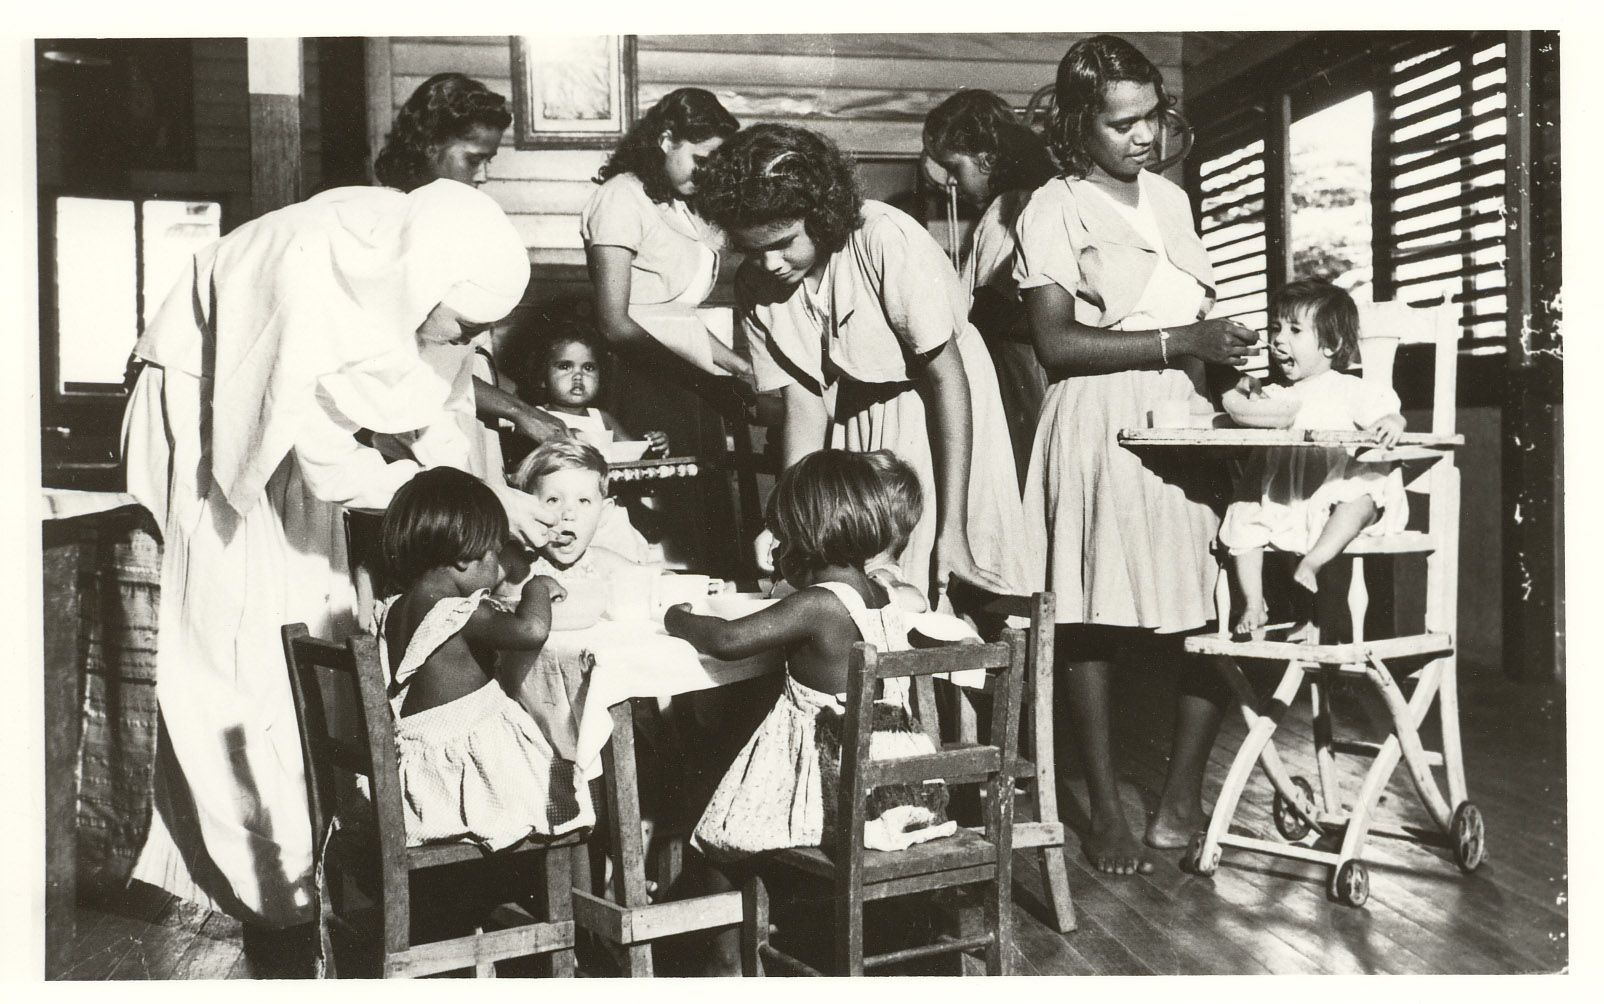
[531,324,669,457]
[375,466,594,849]
[1219,279,1409,640]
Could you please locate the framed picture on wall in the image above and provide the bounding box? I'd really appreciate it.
[511,35,637,149]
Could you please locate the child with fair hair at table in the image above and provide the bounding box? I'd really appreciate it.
[527,322,669,457]
[503,439,650,589]
[1220,279,1408,640]
[375,466,593,848]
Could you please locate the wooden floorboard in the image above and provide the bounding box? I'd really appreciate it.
[169,910,247,980]
[53,656,1566,978]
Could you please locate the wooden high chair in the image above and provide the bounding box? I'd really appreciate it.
[1174,300,1485,906]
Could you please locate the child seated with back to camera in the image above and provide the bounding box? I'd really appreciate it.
[376,466,594,849]
[669,449,954,859]
[667,450,957,974]
[529,323,669,458]
[1220,279,1408,640]
[764,448,929,613]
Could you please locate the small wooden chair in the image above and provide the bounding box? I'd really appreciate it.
[1180,299,1484,906]
[740,631,1026,976]
[282,625,585,977]
[947,590,1075,934]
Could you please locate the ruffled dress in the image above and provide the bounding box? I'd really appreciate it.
[692,581,956,860]
[1218,370,1409,554]
[376,589,594,849]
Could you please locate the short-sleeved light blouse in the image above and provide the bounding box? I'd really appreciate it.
[580,172,721,306]
[741,201,967,394]
[1013,171,1216,329]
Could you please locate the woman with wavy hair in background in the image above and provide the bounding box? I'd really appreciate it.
[923,89,1059,483]
[580,87,747,569]
[376,72,570,474]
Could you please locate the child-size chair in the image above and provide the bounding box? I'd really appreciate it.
[1180,299,1484,906]
[949,590,1076,934]
[739,629,1026,976]
[281,625,586,977]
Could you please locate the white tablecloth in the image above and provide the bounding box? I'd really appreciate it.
[500,612,985,782]
[501,619,781,781]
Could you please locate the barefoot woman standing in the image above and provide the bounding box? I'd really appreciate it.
[1015,36,1260,874]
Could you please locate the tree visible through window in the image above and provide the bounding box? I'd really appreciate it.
[1186,31,1514,357]
[1290,93,1372,287]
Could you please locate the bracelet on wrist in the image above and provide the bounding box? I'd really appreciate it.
[1157,328,1172,366]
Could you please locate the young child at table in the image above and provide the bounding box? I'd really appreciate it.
[529,323,669,457]
[862,449,930,613]
[668,449,955,859]
[376,466,594,848]
[764,448,929,613]
[504,439,650,587]
[1219,279,1408,640]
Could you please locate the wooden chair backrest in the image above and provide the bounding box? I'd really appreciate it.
[834,631,1026,878]
[281,625,413,932]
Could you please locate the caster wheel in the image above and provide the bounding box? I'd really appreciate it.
[1272,776,1316,841]
[1184,831,1219,876]
[1451,801,1487,872]
[1332,860,1369,907]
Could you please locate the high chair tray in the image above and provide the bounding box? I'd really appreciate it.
[1185,631,1453,664]
[1118,428,1463,449]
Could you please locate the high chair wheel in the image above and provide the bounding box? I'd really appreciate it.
[1451,801,1487,872]
[1184,831,1218,876]
[1332,860,1369,907]
[1272,777,1316,841]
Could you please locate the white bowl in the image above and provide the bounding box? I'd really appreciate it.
[550,577,608,631]
[602,440,651,464]
[705,593,777,620]
[1222,392,1300,429]
[909,612,980,644]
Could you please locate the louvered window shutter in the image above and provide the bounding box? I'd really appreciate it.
[1193,104,1272,333]
[1375,32,1510,354]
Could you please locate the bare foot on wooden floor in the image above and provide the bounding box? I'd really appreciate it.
[1083,817,1155,875]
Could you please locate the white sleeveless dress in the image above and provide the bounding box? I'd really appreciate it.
[691,581,957,859]
[376,589,594,849]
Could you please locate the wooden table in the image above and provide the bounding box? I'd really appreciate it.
[502,619,780,977]
[507,610,991,975]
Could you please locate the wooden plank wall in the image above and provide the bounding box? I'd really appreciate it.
[377,33,1185,272]
[118,39,324,230]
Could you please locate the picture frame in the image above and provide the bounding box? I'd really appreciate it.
[510,35,637,149]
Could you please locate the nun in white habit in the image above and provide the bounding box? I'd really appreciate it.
[121,178,544,927]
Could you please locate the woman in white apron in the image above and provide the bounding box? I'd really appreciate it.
[121,178,546,927]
